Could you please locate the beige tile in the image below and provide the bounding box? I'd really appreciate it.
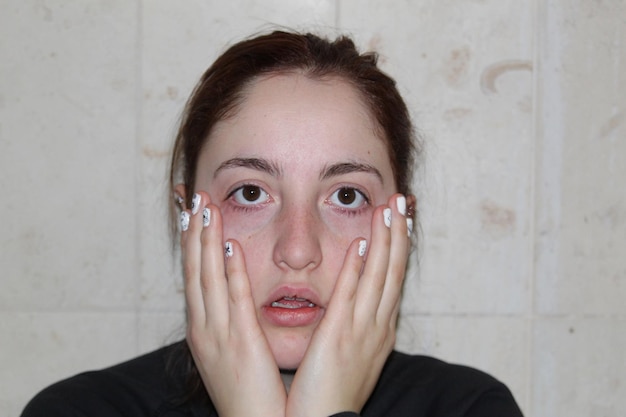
[340,0,534,314]
[535,0,626,315]
[0,1,138,310]
[532,318,626,416]
[2,312,137,417]
[396,314,529,414]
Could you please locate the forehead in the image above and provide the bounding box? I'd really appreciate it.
[199,73,394,186]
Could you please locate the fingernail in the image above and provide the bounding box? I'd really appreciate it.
[180,211,190,232]
[407,218,414,237]
[202,208,211,227]
[396,195,406,216]
[358,240,367,257]
[383,208,391,228]
[224,241,233,258]
[191,193,201,215]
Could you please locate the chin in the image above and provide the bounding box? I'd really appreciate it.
[266,328,312,370]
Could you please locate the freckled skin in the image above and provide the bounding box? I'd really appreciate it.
[193,74,397,369]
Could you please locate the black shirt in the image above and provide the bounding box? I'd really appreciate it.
[21,341,523,416]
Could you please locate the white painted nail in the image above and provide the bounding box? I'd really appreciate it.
[202,208,211,227]
[180,211,190,232]
[407,218,414,237]
[397,195,406,216]
[191,193,201,215]
[358,240,367,257]
[225,241,233,258]
[383,208,392,228]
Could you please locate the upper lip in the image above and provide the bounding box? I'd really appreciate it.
[264,285,323,308]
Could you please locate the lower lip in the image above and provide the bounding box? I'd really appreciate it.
[262,305,323,327]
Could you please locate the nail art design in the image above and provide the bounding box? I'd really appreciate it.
[383,208,392,228]
[225,241,233,258]
[191,193,201,215]
[202,208,211,227]
[397,195,406,216]
[180,211,190,232]
[407,218,414,237]
[358,240,367,257]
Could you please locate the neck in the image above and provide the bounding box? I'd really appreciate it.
[280,369,295,393]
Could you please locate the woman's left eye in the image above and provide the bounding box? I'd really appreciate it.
[329,187,368,209]
[230,185,270,205]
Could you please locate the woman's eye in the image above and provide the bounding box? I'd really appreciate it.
[231,185,269,205]
[330,187,367,209]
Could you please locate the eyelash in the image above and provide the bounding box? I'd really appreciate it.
[225,183,271,212]
[327,186,371,217]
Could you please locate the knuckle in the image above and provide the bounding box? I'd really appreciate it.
[183,264,197,283]
[186,325,205,348]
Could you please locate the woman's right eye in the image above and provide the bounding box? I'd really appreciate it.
[230,184,270,205]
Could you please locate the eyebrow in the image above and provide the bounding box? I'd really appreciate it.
[213,157,383,184]
[319,162,383,184]
[213,157,282,178]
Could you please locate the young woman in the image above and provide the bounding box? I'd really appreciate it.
[22,31,523,417]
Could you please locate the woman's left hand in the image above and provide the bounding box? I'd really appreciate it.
[286,194,411,417]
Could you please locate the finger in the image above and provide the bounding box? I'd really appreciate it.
[224,239,259,329]
[377,194,411,323]
[182,193,209,325]
[199,201,229,327]
[353,204,391,322]
[324,238,367,323]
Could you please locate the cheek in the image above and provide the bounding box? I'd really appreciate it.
[322,209,374,242]
[220,206,275,241]
[320,211,374,272]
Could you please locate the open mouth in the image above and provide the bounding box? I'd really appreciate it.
[271,296,316,309]
[262,287,323,327]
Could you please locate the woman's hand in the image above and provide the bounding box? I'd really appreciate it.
[286,194,411,417]
[181,192,287,417]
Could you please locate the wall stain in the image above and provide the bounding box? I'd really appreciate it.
[480,60,532,95]
[596,204,623,229]
[166,86,179,100]
[480,200,516,237]
[142,146,170,159]
[599,112,624,139]
[443,107,473,122]
[442,46,471,87]
[36,2,53,21]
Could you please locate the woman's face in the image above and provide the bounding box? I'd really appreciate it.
[193,73,397,369]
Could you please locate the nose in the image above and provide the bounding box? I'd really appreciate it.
[272,202,323,271]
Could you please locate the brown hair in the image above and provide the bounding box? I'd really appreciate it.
[169,30,419,236]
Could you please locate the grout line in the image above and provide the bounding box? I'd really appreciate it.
[134,0,144,356]
[528,0,541,413]
[0,308,187,314]
[396,311,626,319]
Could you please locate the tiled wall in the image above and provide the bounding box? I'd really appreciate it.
[1,1,624,416]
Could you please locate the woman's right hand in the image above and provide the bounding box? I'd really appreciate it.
[181,192,287,417]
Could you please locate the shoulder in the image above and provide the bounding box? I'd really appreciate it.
[20,342,196,417]
[362,351,524,417]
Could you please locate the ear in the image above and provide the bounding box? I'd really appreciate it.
[174,184,186,207]
[406,194,417,219]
